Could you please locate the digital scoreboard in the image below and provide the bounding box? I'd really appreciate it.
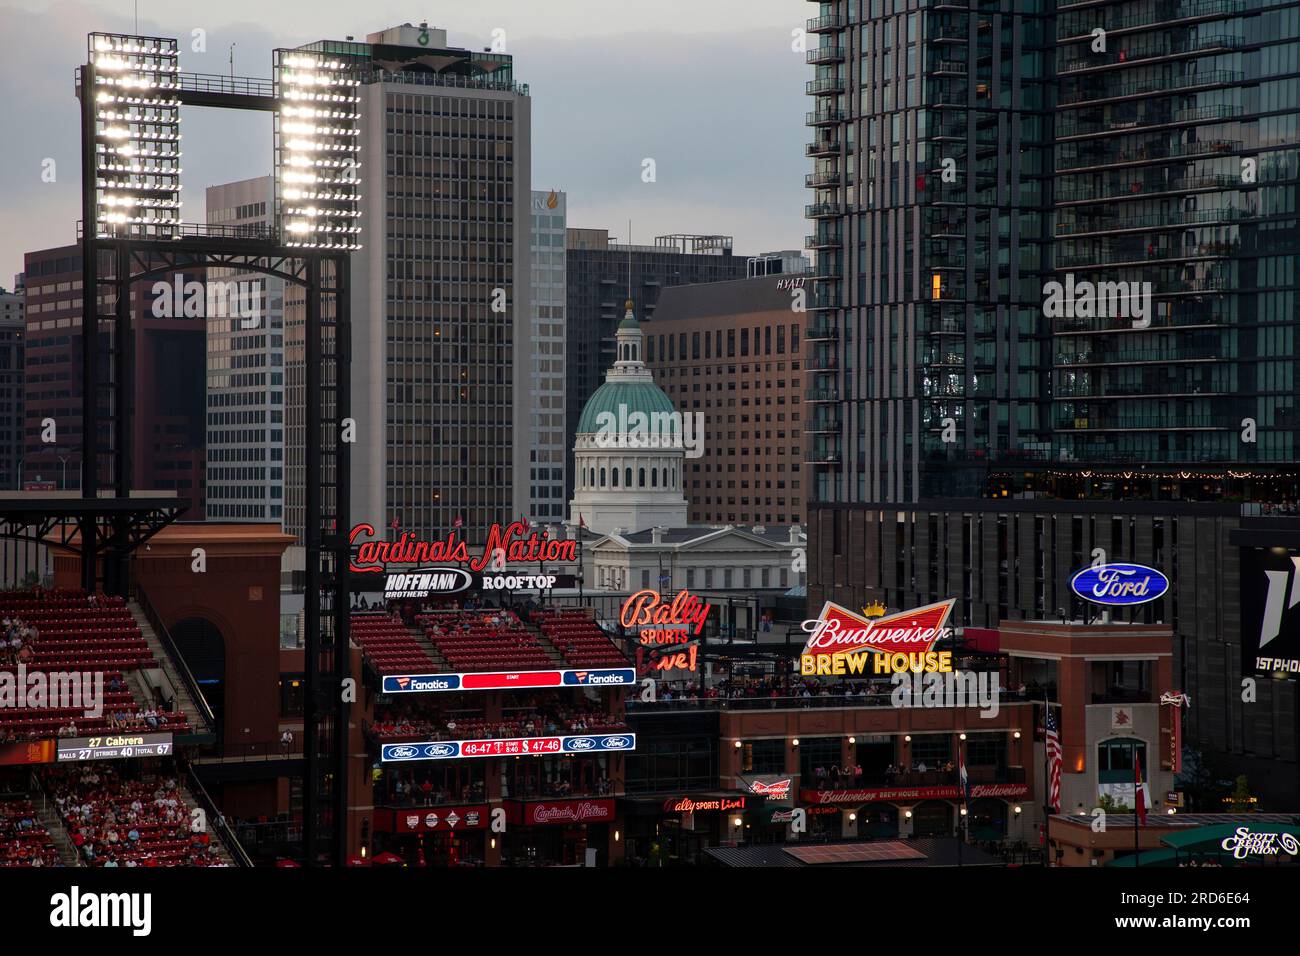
[56,733,174,762]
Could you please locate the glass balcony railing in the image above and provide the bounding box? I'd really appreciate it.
[1059,69,1244,107]
[1055,346,1222,366]
[1054,205,1252,237]
[805,169,844,188]
[806,108,846,125]
[806,412,843,433]
[1057,137,1243,172]
[1059,35,1243,74]
[807,14,847,32]
[1057,0,1246,42]
[1055,415,1238,430]
[807,45,845,64]
[805,322,839,341]
[806,76,845,95]
[805,229,841,249]
[1055,173,1241,204]
[1056,103,1242,138]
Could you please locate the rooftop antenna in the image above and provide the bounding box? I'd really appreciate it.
[627,219,632,306]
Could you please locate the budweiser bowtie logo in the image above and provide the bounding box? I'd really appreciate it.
[800,600,956,658]
[748,778,792,799]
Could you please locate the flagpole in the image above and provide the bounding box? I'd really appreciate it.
[577,518,585,605]
[1133,742,1141,868]
[957,739,964,868]
[1042,693,1050,868]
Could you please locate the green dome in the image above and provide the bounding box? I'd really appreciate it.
[576,381,680,435]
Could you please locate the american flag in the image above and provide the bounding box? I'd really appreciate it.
[958,751,970,802]
[1045,706,1062,813]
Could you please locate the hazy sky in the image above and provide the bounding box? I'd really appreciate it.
[0,0,813,285]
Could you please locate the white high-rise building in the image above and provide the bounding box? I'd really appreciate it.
[528,189,566,522]
[205,175,285,522]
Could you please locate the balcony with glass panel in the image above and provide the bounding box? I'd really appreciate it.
[805,318,839,342]
[806,136,841,157]
[1057,0,1246,42]
[805,225,841,250]
[806,435,842,465]
[807,45,845,65]
[807,14,847,33]
[1059,69,1244,108]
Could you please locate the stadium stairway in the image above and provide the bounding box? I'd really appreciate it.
[177,779,235,866]
[36,800,80,867]
[127,602,207,734]
[405,622,450,671]
[522,620,567,667]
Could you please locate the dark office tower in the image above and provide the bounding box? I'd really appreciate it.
[1052,0,1300,483]
[564,229,748,502]
[0,287,23,490]
[805,0,1055,507]
[20,245,206,513]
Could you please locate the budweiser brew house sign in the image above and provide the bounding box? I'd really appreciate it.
[800,600,956,675]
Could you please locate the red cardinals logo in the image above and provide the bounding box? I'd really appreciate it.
[800,599,955,658]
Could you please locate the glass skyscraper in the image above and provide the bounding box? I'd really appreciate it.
[805,0,1300,806]
[806,0,1054,506]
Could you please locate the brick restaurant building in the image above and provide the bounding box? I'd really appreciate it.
[625,616,1179,863]
[644,274,807,527]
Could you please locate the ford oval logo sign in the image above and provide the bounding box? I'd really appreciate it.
[568,737,595,750]
[602,736,631,749]
[1071,563,1169,606]
[424,744,456,757]
[388,746,418,759]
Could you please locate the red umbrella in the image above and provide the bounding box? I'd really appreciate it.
[371,851,405,866]
[275,859,301,868]
[346,855,370,867]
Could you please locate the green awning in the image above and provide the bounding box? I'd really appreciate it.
[1158,823,1300,850]
[1107,848,1182,867]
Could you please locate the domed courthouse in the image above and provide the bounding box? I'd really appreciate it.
[569,300,690,536]
[564,299,805,600]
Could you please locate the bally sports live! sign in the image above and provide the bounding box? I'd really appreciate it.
[621,589,712,673]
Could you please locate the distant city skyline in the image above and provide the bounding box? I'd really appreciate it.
[0,0,810,282]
